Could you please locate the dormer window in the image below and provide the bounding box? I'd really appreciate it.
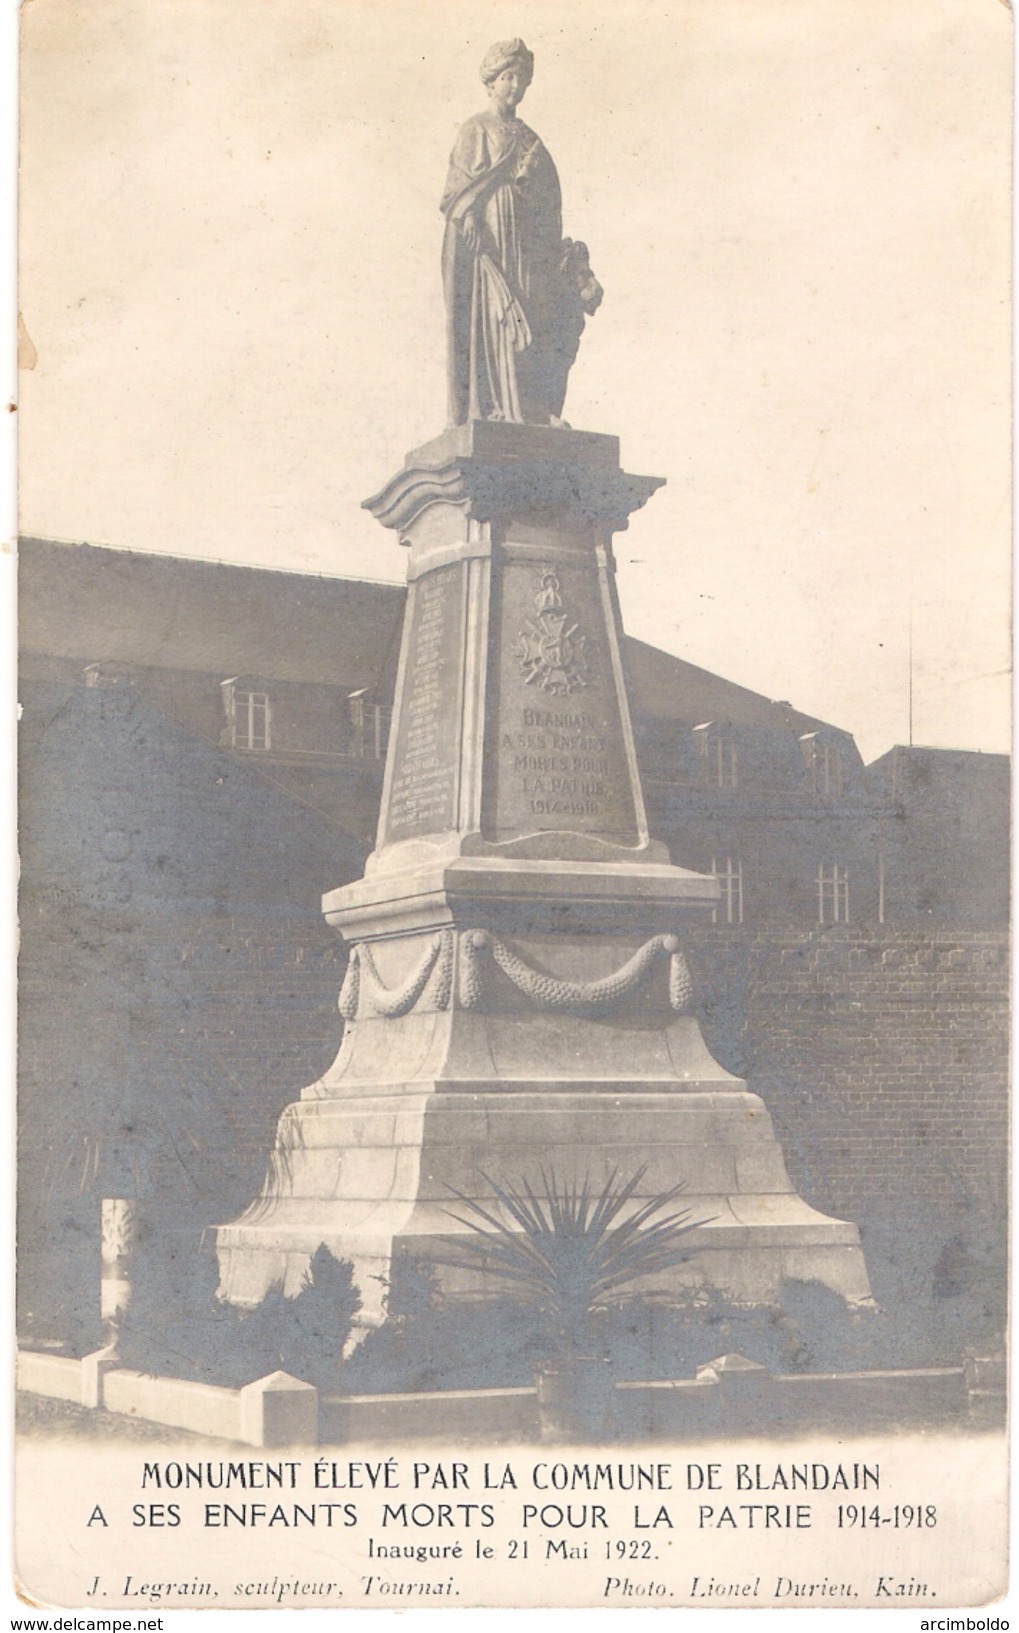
[800,733,844,797]
[82,661,136,689]
[348,689,392,760]
[693,722,738,789]
[221,677,272,751]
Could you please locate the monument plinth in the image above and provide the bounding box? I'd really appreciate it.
[216,421,871,1325]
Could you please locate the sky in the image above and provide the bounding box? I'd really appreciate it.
[16,0,1012,763]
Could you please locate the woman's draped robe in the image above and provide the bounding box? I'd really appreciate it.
[441,113,565,426]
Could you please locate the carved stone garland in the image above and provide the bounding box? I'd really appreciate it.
[338,930,454,1021]
[458,930,694,1016]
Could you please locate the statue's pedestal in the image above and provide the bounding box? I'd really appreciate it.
[216,424,871,1323]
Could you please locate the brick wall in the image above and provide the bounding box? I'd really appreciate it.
[171,913,347,1185]
[17,903,347,1347]
[685,926,1009,1226]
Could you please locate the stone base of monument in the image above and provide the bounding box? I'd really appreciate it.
[216,878,871,1328]
[216,1085,870,1330]
[216,421,872,1329]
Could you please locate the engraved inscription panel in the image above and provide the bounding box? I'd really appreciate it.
[384,563,464,841]
[485,557,639,844]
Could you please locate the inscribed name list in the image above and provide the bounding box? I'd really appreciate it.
[385,563,464,841]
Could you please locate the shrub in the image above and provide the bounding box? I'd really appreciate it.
[439,1166,711,1362]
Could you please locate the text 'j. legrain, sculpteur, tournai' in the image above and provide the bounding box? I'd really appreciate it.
[441,38,602,428]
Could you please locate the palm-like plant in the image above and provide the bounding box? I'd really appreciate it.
[443,1165,710,1360]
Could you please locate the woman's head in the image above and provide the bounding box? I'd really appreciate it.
[480,38,534,89]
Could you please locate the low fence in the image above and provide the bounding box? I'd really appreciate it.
[18,1348,1002,1446]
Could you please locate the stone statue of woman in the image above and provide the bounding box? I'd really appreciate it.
[441,39,602,428]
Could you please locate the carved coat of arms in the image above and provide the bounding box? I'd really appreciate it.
[515,569,589,694]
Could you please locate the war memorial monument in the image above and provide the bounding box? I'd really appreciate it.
[215,39,872,1332]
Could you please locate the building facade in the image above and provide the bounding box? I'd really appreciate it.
[18,538,1009,1354]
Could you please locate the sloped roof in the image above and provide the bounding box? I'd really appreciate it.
[621,635,835,735]
[867,744,1010,776]
[19,538,406,691]
[20,537,846,738]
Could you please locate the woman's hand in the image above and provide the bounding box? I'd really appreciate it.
[460,212,482,253]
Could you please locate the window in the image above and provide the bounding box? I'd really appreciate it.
[711,856,744,925]
[221,678,272,751]
[234,690,271,750]
[801,733,844,797]
[817,863,849,924]
[349,691,392,760]
[693,723,739,789]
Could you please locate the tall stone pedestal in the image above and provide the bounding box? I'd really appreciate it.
[216,423,871,1324]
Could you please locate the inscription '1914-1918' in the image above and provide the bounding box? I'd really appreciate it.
[503,707,608,817]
